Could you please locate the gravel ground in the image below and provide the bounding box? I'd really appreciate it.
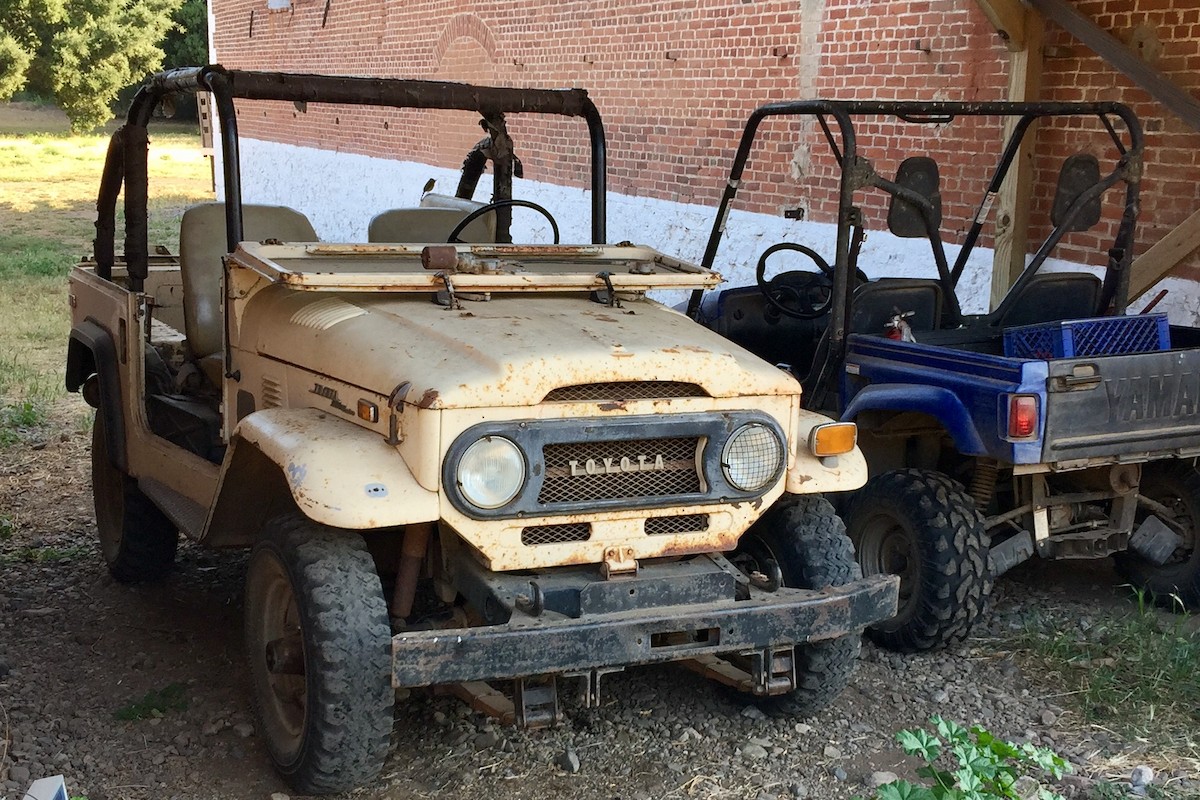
[1,425,1198,800]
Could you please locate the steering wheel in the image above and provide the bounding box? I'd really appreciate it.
[756,243,838,319]
[447,199,561,244]
[756,242,870,319]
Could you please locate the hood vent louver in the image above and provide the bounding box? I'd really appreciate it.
[290,297,366,330]
[262,377,284,408]
[544,381,708,403]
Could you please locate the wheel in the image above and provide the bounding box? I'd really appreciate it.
[245,516,393,794]
[1115,463,1200,610]
[91,411,177,582]
[730,496,863,717]
[845,468,992,652]
[446,198,560,243]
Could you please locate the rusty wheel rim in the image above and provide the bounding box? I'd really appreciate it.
[857,512,919,618]
[249,551,307,760]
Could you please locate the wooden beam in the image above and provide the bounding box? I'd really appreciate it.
[989,6,1043,310]
[973,0,1029,52]
[1129,208,1200,298]
[1029,0,1200,132]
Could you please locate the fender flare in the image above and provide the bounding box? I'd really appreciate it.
[66,319,126,471]
[203,407,440,546]
[841,383,987,456]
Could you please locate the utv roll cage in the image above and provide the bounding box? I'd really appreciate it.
[93,64,608,291]
[688,100,1144,404]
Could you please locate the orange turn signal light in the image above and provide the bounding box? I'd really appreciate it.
[357,399,379,423]
[809,422,857,457]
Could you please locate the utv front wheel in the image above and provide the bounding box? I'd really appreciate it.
[731,496,863,717]
[846,469,992,652]
[91,411,177,582]
[1115,463,1200,610]
[245,516,393,794]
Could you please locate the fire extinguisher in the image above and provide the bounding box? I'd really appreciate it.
[884,310,917,342]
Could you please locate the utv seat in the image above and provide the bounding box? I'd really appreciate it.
[993,272,1102,328]
[179,202,318,385]
[848,277,943,335]
[801,278,943,403]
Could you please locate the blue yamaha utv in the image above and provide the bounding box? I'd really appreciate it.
[692,100,1200,651]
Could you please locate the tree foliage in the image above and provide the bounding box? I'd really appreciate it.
[162,0,207,68]
[0,0,182,131]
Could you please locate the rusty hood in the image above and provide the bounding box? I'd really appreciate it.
[239,286,800,409]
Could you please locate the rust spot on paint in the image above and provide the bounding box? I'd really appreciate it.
[416,389,440,408]
[598,401,627,411]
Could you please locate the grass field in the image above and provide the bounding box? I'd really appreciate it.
[0,101,213,443]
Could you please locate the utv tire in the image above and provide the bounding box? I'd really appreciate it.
[91,412,177,582]
[245,516,393,794]
[846,469,992,652]
[732,496,863,717]
[1115,463,1200,610]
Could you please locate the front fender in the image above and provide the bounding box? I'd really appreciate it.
[204,407,439,544]
[786,408,869,493]
[841,383,987,455]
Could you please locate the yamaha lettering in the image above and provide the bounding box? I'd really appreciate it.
[1107,372,1200,423]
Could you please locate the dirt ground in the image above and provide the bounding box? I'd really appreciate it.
[1,398,1197,800]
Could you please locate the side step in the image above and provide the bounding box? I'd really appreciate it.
[139,477,207,539]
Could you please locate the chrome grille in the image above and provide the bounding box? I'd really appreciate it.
[521,523,592,546]
[544,381,708,402]
[645,514,710,535]
[539,437,702,504]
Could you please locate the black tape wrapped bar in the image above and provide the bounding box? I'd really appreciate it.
[118,65,608,253]
[121,125,150,292]
[93,128,125,281]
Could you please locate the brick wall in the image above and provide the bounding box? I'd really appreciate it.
[209,0,1200,283]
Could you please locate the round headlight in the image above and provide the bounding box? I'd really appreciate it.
[721,423,783,492]
[457,436,526,509]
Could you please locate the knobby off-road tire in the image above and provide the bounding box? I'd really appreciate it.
[91,412,177,582]
[846,468,992,652]
[245,516,393,794]
[1115,463,1200,610]
[732,496,863,717]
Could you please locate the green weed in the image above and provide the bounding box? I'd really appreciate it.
[0,544,90,564]
[1012,594,1200,751]
[0,233,76,278]
[114,683,188,721]
[0,399,49,445]
[857,716,1070,800]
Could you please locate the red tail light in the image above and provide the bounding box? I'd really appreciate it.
[1008,395,1038,439]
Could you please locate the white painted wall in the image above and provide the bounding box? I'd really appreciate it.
[218,138,1200,323]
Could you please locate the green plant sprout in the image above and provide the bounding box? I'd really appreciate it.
[859,716,1070,800]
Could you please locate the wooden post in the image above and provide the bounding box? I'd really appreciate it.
[988,6,1044,310]
[1129,208,1200,299]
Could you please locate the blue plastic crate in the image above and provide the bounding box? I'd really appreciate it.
[1003,313,1171,360]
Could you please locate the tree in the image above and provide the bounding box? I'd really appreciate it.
[0,0,181,132]
[162,0,207,69]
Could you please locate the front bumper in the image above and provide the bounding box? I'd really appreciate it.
[391,573,898,687]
